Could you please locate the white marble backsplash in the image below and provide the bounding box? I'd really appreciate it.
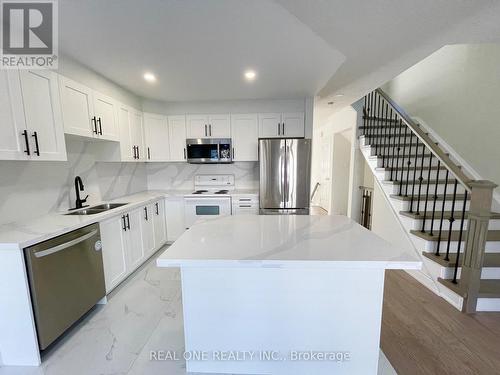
[0,139,147,226]
[147,161,259,191]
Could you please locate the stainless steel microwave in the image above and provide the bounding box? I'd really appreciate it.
[186,138,232,164]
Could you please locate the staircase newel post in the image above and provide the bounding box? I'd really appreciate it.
[461,180,497,313]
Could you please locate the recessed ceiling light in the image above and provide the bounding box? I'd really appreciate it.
[333,93,344,98]
[143,72,157,83]
[244,70,257,82]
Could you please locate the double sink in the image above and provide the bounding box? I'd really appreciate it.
[66,203,128,216]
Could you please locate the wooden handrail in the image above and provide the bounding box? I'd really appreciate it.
[375,88,472,192]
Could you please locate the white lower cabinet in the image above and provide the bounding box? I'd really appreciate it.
[100,215,128,293]
[100,199,168,294]
[153,200,167,246]
[232,194,259,215]
[141,204,156,258]
[165,196,186,242]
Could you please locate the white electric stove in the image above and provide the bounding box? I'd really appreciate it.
[184,175,234,228]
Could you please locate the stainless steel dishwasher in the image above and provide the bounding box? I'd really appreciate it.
[24,223,105,350]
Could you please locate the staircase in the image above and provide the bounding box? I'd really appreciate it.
[359,89,500,312]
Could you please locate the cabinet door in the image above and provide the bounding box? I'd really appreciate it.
[100,216,128,293]
[20,70,67,161]
[140,204,156,258]
[231,114,258,161]
[168,115,187,161]
[208,114,230,138]
[125,209,145,271]
[59,75,94,138]
[144,113,169,161]
[258,113,281,138]
[282,112,305,137]
[93,92,119,141]
[130,109,145,160]
[118,105,134,161]
[0,71,29,160]
[186,115,208,138]
[153,200,167,247]
[165,197,186,242]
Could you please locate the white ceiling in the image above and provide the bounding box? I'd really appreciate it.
[59,0,344,102]
[59,0,500,108]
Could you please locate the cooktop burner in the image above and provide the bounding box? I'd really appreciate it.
[215,190,229,194]
[192,190,208,194]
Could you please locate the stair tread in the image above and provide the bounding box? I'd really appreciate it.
[422,252,500,267]
[401,211,500,220]
[390,194,470,202]
[438,278,500,298]
[410,229,500,242]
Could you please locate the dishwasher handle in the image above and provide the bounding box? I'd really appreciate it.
[34,229,99,258]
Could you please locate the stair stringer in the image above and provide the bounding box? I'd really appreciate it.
[360,141,465,310]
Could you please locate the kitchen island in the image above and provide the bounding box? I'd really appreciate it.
[157,215,421,375]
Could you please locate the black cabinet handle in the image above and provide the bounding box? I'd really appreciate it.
[22,130,30,155]
[183,148,186,160]
[155,202,159,215]
[277,122,281,135]
[148,147,151,160]
[132,146,136,159]
[232,147,235,159]
[209,124,212,136]
[204,124,207,137]
[136,146,140,159]
[126,214,130,229]
[144,207,148,221]
[282,122,285,135]
[98,117,102,135]
[122,215,127,231]
[92,116,98,134]
[32,131,40,156]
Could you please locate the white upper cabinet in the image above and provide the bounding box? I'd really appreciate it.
[18,70,67,161]
[186,115,208,138]
[168,115,187,161]
[259,112,304,138]
[186,114,230,138]
[208,114,231,138]
[130,109,145,160]
[282,112,305,137]
[144,112,169,161]
[0,71,28,160]
[59,75,119,141]
[59,75,94,138]
[231,114,259,161]
[118,104,144,161]
[93,92,119,141]
[0,70,66,161]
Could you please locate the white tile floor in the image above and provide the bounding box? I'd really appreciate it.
[0,248,397,375]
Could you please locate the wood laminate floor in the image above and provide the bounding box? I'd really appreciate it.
[382,270,500,375]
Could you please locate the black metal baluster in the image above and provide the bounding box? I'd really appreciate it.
[427,161,441,235]
[435,169,449,256]
[409,139,420,212]
[394,117,402,183]
[382,103,389,167]
[416,150,428,215]
[421,156,434,232]
[404,127,412,197]
[374,93,380,155]
[452,190,468,284]
[398,120,406,194]
[444,180,459,261]
[389,110,396,180]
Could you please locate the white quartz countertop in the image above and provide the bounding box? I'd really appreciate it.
[157,215,422,269]
[0,190,191,250]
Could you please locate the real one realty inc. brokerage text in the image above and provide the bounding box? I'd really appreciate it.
[150,350,351,362]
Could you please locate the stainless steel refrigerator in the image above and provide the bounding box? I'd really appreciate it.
[259,138,312,215]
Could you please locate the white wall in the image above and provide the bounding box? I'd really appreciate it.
[382,44,500,196]
[330,130,352,215]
